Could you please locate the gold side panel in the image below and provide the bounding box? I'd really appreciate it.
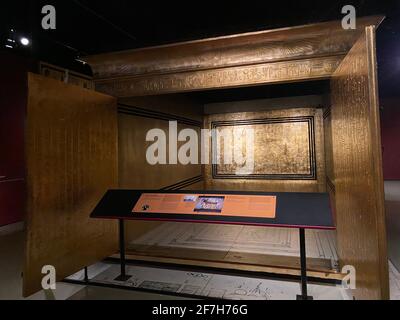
[117,96,203,242]
[39,62,94,90]
[23,73,118,296]
[204,108,326,192]
[118,115,202,189]
[323,106,336,213]
[330,27,388,300]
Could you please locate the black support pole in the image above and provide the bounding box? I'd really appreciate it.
[114,219,132,281]
[297,228,313,300]
[84,266,89,284]
[119,219,126,278]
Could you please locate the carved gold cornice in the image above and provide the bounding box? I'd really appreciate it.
[95,56,343,97]
[84,15,384,97]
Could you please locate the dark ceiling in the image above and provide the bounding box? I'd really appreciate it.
[1,0,400,99]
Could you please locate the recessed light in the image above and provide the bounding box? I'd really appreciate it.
[20,37,30,46]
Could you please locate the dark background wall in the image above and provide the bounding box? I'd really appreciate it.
[0,51,33,226]
[381,98,400,180]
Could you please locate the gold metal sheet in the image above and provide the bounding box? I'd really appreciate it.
[24,73,118,296]
[213,119,314,179]
[330,27,388,299]
[95,56,342,97]
[204,108,326,193]
[85,16,383,80]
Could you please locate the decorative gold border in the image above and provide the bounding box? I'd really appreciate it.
[95,56,341,97]
[211,116,317,180]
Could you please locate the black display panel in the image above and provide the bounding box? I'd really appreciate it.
[90,190,335,230]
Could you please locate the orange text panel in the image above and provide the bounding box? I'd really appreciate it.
[132,193,276,218]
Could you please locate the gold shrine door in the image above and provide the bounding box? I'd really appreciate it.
[23,73,118,297]
[330,26,389,300]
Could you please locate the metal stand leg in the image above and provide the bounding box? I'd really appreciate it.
[114,219,132,281]
[296,228,313,300]
[84,266,89,284]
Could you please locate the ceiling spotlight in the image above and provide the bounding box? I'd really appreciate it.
[20,37,30,46]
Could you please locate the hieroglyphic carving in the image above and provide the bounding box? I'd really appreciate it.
[210,116,316,180]
[330,27,388,299]
[95,56,342,97]
[90,35,351,80]
[85,16,383,80]
[204,108,326,193]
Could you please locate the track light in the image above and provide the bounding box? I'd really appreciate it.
[20,37,30,46]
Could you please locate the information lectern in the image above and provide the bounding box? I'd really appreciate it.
[91,190,335,300]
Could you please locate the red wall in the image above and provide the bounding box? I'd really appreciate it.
[381,98,400,180]
[0,51,31,226]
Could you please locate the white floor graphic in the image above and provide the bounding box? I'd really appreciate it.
[68,262,349,300]
[389,261,400,300]
[66,259,400,300]
[130,223,338,267]
[66,224,400,300]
